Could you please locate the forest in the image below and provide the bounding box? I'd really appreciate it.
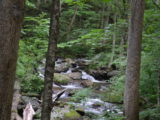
[0,0,160,120]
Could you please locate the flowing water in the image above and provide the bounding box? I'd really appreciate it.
[38,58,122,119]
[81,71,104,83]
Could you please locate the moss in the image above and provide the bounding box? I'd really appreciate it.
[64,110,81,120]
[54,73,72,85]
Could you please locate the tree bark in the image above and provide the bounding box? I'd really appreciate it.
[157,70,160,106]
[99,3,106,29]
[63,5,78,40]
[108,15,117,68]
[41,0,60,120]
[36,0,41,8]
[124,0,145,120]
[0,1,24,120]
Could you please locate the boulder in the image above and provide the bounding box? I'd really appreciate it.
[76,108,85,116]
[17,96,41,118]
[89,69,108,80]
[65,58,75,65]
[67,72,82,80]
[89,69,119,80]
[75,59,91,70]
[51,106,70,120]
[19,96,40,111]
[64,110,81,120]
[55,62,70,73]
[54,73,72,85]
[81,80,93,87]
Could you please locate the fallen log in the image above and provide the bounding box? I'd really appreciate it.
[23,103,35,120]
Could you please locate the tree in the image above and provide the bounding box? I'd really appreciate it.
[124,0,145,120]
[158,70,160,105]
[41,0,60,120]
[0,0,25,120]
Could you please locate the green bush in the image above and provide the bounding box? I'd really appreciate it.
[70,88,92,102]
[21,74,44,94]
[140,107,160,120]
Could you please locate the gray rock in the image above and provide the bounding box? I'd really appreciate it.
[67,72,82,80]
[55,62,70,73]
[19,96,40,110]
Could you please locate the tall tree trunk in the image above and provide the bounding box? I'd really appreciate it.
[124,0,145,120]
[157,70,160,106]
[108,15,117,68]
[44,0,48,4]
[99,3,106,29]
[41,0,60,120]
[63,6,78,40]
[36,0,41,8]
[0,1,24,120]
[119,36,125,57]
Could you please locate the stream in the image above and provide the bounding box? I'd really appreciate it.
[38,58,122,120]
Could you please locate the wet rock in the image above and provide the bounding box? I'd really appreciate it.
[67,72,82,80]
[92,102,103,109]
[76,108,85,116]
[65,58,75,64]
[19,96,40,111]
[89,69,108,80]
[51,106,70,120]
[56,58,65,64]
[18,96,40,117]
[76,59,91,69]
[89,69,119,80]
[81,80,93,87]
[71,67,81,72]
[71,63,78,68]
[55,62,70,73]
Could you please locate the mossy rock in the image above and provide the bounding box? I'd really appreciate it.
[64,110,81,120]
[54,73,72,85]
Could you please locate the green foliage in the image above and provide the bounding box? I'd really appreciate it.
[140,7,160,104]
[21,74,44,93]
[18,0,160,115]
[26,0,36,8]
[103,113,124,120]
[140,107,160,120]
[102,74,125,103]
[58,29,107,57]
[17,13,49,93]
[70,88,92,102]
